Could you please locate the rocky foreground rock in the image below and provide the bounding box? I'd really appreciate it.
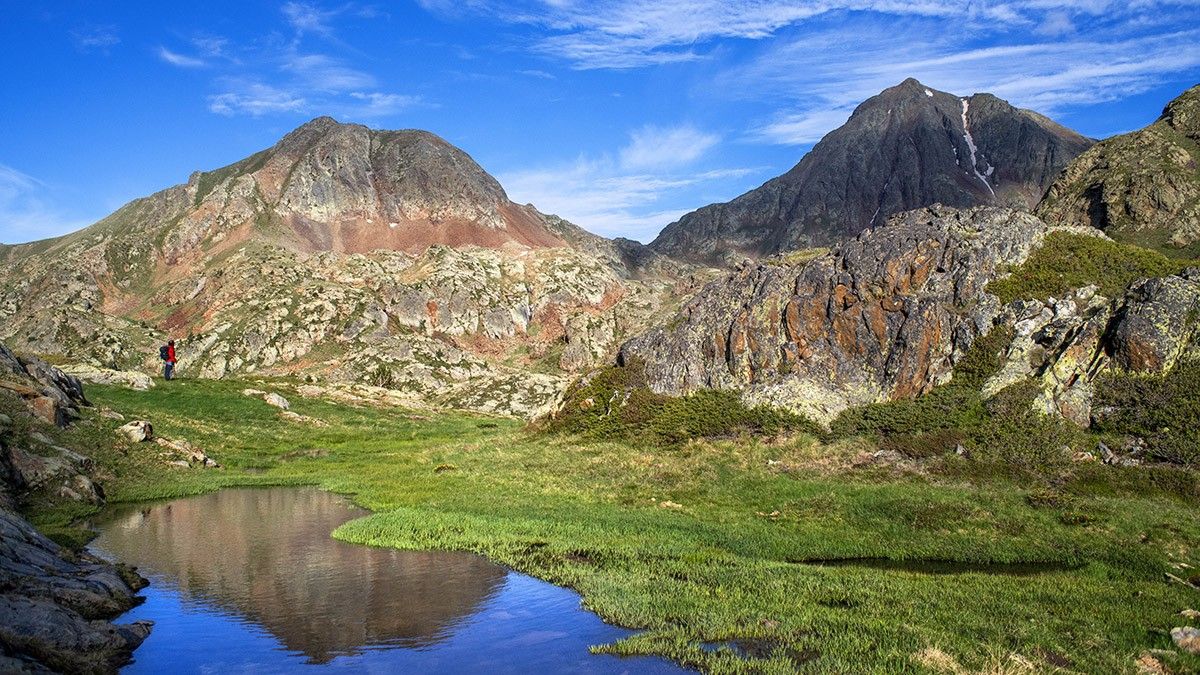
[623,205,1200,426]
[0,342,151,673]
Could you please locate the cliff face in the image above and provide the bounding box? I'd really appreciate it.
[1037,84,1200,256]
[649,79,1094,266]
[628,206,1077,423]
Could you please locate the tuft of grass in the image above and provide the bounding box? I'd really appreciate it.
[1092,363,1200,465]
[987,232,1188,304]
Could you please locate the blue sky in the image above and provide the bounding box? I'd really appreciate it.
[2,1,1198,245]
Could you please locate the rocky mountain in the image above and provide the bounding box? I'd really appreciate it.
[623,205,1200,426]
[649,78,1094,265]
[1037,83,1200,256]
[0,118,697,418]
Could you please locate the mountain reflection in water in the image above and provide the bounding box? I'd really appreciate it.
[92,488,505,663]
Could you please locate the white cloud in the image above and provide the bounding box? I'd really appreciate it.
[282,2,337,37]
[619,124,720,170]
[502,153,756,241]
[208,82,307,116]
[752,108,856,145]
[69,24,120,53]
[283,53,376,91]
[158,46,206,68]
[345,92,423,117]
[0,165,91,244]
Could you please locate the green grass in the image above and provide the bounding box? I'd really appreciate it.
[987,232,1189,304]
[26,376,1197,673]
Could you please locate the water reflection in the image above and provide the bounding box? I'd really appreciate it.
[90,488,686,674]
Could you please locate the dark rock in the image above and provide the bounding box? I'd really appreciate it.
[650,78,1093,265]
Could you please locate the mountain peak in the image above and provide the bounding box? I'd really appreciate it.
[649,82,1094,265]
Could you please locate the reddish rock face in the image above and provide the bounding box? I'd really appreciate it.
[623,206,1073,424]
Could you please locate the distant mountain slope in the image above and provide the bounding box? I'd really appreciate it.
[0,118,695,418]
[1037,83,1200,256]
[649,78,1094,265]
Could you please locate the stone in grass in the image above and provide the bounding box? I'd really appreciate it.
[242,388,267,397]
[1171,626,1200,654]
[263,393,290,410]
[1181,609,1200,619]
[117,420,153,443]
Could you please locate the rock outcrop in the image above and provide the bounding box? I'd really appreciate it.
[1038,84,1200,255]
[624,206,1099,424]
[0,342,151,673]
[986,270,1200,425]
[650,78,1094,265]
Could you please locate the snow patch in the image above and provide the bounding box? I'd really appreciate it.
[925,89,933,97]
[960,98,995,197]
[388,222,399,229]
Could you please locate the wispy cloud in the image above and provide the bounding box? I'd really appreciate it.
[158,4,420,121]
[345,92,423,117]
[619,124,719,170]
[282,1,338,38]
[158,46,206,68]
[0,165,92,244]
[208,82,306,116]
[282,53,376,91]
[69,24,120,53]
[735,24,1200,144]
[502,124,750,241]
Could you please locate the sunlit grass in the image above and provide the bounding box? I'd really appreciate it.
[44,378,1200,673]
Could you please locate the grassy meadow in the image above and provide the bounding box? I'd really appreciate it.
[24,375,1200,674]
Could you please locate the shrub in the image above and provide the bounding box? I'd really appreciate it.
[987,232,1186,304]
[1092,364,1200,465]
[546,361,820,446]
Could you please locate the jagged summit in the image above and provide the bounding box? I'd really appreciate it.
[649,79,1095,266]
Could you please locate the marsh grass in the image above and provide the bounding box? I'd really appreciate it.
[31,377,1199,673]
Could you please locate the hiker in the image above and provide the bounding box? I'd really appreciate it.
[160,340,177,380]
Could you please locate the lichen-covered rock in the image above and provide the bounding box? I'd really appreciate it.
[1038,84,1200,254]
[116,421,153,443]
[987,269,1200,425]
[263,393,290,410]
[60,364,153,391]
[623,206,1094,425]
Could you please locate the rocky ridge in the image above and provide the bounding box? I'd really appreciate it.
[623,205,1200,427]
[1037,83,1200,255]
[650,78,1094,266]
[0,118,698,418]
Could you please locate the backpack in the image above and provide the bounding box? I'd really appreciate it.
[160,345,169,361]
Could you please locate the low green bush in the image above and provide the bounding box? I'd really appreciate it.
[1092,364,1200,465]
[987,232,1186,304]
[546,359,820,445]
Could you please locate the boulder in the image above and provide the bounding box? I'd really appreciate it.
[116,421,153,443]
[60,364,154,391]
[1171,626,1200,654]
[263,393,290,410]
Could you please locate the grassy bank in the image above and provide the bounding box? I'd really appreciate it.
[44,378,1200,673]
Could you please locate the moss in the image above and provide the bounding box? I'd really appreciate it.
[987,232,1189,304]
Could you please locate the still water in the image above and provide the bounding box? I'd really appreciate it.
[89,488,687,674]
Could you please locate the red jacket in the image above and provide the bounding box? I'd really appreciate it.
[166,344,176,363]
